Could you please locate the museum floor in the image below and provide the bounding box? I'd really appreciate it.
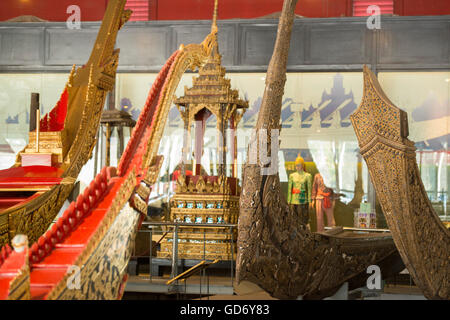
[123,271,426,300]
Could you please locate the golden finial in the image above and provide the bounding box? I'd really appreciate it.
[67,64,76,87]
[85,64,95,104]
[211,0,218,33]
[88,64,94,84]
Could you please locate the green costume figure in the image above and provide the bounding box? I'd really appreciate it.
[287,154,312,226]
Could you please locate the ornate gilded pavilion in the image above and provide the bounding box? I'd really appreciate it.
[157,2,248,260]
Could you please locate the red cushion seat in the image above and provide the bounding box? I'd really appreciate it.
[0,166,64,190]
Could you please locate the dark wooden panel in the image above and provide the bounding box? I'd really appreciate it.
[45,27,98,65]
[0,28,43,65]
[305,23,370,64]
[240,24,277,66]
[287,24,306,66]
[378,21,450,65]
[0,17,448,72]
[116,26,170,67]
[240,23,313,67]
[172,23,235,66]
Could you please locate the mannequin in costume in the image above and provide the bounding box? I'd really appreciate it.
[312,173,336,232]
[287,154,312,227]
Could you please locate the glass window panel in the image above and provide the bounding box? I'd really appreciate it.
[2,70,448,227]
[378,72,450,218]
[0,73,67,170]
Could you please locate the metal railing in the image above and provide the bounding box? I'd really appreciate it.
[136,221,238,295]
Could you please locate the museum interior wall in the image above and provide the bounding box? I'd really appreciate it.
[1,0,449,21]
[0,6,449,232]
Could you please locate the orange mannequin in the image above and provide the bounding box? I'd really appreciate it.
[312,173,336,232]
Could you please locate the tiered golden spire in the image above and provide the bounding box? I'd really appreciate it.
[174,53,247,109]
[211,0,218,33]
[174,0,248,111]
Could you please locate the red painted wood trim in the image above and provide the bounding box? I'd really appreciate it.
[150,0,158,20]
[117,50,179,176]
[0,244,25,300]
[347,0,354,16]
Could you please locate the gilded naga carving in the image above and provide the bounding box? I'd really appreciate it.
[0,1,222,299]
[0,0,131,246]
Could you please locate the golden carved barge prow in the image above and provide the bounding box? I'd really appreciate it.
[350,65,449,300]
[236,0,404,300]
[0,0,223,300]
[0,0,131,246]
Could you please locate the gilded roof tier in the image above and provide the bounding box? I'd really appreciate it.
[174,48,248,110]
